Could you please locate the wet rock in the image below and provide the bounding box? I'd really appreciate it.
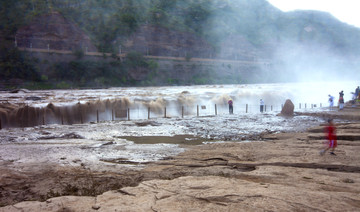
[102,141,115,146]
[40,131,52,135]
[39,132,84,140]
[343,178,355,183]
[223,136,232,141]
[135,121,161,127]
[72,159,81,163]
[0,136,17,143]
[9,89,30,93]
[25,96,42,101]
[92,205,101,210]
[100,158,145,165]
[280,99,294,116]
[38,135,58,140]
[61,133,84,139]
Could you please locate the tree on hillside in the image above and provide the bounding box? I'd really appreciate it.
[0,47,40,81]
[184,2,212,35]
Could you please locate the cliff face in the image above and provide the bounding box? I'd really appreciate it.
[11,12,269,86]
[15,13,260,61]
[16,12,97,52]
[121,25,261,60]
[121,25,217,58]
[218,35,260,60]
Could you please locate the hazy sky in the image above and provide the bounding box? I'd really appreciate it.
[266,0,360,27]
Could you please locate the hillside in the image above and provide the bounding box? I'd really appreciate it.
[1,0,360,88]
[16,11,96,52]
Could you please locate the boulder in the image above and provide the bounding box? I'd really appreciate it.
[281,99,294,116]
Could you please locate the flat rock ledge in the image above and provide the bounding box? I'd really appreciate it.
[1,112,360,211]
[2,174,360,212]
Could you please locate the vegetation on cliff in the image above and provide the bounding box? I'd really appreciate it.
[0,47,41,84]
[1,0,360,89]
[3,0,358,53]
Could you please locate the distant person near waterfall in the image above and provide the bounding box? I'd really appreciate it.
[356,86,360,102]
[260,99,264,113]
[339,90,344,110]
[328,95,334,110]
[228,99,233,114]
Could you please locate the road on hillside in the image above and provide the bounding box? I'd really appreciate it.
[18,47,270,65]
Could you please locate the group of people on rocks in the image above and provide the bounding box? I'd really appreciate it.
[227,97,340,156]
[328,86,360,110]
[225,86,359,157]
[323,86,360,156]
[228,85,360,114]
[328,90,344,110]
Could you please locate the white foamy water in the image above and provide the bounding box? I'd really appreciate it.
[0,81,357,170]
[1,81,357,117]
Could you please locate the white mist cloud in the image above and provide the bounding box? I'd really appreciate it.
[266,0,360,27]
[271,40,357,82]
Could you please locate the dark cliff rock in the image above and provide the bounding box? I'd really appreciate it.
[16,12,97,52]
[15,13,260,61]
[119,25,261,60]
[218,35,260,60]
[121,24,216,58]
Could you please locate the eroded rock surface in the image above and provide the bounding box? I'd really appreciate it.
[1,110,360,211]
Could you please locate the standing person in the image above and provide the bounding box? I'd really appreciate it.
[320,119,337,156]
[328,94,334,110]
[228,99,233,114]
[355,86,359,99]
[351,92,357,107]
[260,99,264,113]
[339,90,344,110]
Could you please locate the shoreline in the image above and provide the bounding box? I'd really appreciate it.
[1,107,360,211]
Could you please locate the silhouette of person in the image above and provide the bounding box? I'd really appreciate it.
[260,99,264,113]
[328,94,334,110]
[228,99,233,114]
[339,91,344,110]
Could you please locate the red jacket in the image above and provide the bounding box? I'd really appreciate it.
[326,125,337,141]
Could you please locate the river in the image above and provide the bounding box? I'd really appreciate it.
[0,81,357,168]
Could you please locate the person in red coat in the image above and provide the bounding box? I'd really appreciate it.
[320,119,337,156]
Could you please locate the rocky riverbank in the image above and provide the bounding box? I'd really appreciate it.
[1,107,360,211]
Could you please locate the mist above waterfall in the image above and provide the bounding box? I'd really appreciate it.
[270,41,359,82]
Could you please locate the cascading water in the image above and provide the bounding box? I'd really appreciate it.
[0,81,357,128]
